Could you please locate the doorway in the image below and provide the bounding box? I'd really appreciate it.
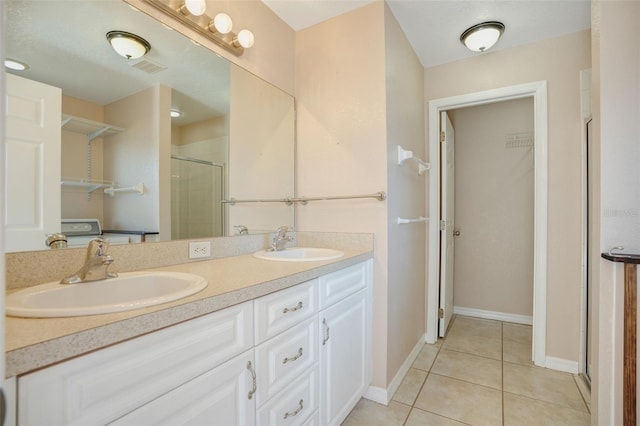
[426,81,549,367]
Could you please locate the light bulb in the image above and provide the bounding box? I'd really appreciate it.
[183,0,206,16]
[235,29,254,49]
[212,13,232,34]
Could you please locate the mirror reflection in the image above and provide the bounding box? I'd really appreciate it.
[4,0,295,252]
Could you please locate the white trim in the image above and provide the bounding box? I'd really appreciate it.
[453,306,533,325]
[427,81,548,369]
[363,334,426,405]
[545,356,580,374]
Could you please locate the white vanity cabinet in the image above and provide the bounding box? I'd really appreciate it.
[318,262,372,426]
[17,301,255,426]
[14,260,372,426]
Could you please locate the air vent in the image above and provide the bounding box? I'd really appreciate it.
[129,58,167,74]
[505,132,534,149]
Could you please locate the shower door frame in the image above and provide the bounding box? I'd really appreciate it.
[426,81,549,368]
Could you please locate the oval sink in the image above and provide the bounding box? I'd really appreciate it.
[253,247,344,262]
[6,271,208,318]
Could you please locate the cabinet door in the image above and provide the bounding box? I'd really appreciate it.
[111,350,256,426]
[319,289,369,426]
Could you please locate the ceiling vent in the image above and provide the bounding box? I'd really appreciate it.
[129,58,167,74]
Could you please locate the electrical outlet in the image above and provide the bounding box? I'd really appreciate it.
[189,241,211,259]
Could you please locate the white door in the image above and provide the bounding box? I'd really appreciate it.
[5,73,61,252]
[439,111,455,337]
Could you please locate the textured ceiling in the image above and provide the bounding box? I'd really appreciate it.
[262,0,591,68]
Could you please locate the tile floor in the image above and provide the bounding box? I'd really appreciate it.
[342,315,591,426]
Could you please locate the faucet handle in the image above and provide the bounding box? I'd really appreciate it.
[88,238,109,256]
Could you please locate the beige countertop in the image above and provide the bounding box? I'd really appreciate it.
[5,248,373,378]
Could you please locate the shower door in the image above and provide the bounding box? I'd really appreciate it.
[171,155,224,240]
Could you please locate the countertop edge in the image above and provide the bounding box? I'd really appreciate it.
[6,251,373,378]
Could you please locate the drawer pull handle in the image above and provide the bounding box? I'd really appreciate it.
[282,347,303,364]
[322,318,330,346]
[283,301,303,314]
[247,361,257,400]
[283,399,304,419]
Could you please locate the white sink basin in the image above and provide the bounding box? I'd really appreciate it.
[253,247,344,262]
[6,271,208,318]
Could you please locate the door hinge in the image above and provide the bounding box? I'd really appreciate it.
[440,131,445,143]
[438,308,444,319]
[440,220,446,231]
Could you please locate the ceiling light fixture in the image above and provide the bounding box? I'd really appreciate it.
[4,58,30,71]
[170,109,183,118]
[106,31,151,60]
[144,0,254,56]
[460,21,505,52]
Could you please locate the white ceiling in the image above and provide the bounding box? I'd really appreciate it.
[261,0,591,68]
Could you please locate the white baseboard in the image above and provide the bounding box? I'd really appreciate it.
[363,334,426,405]
[454,306,533,325]
[545,356,579,374]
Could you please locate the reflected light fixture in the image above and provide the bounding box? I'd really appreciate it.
[4,58,30,71]
[145,0,254,56]
[106,31,151,60]
[460,21,505,52]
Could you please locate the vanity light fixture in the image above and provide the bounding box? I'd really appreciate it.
[4,58,30,71]
[106,31,151,60]
[180,0,206,16]
[142,0,254,56]
[460,21,505,52]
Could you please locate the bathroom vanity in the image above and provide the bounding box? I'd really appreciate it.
[5,244,372,426]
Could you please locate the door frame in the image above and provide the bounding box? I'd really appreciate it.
[426,81,548,368]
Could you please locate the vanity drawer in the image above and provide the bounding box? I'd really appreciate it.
[18,301,253,426]
[254,279,318,345]
[257,366,318,426]
[255,317,318,406]
[319,262,368,309]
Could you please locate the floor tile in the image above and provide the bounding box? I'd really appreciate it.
[431,349,502,390]
[503,322,532,345]
[405,407,469,426]
[341,399,410,426]
[503,362,588,412]
[392,368,427,406]
[503,339,533,367]
[412,344,440,372]
[442,332,502,360]
[449,316,502,340]
[414,374,502,426]
[504,392,591,426]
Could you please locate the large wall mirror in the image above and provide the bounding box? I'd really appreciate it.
[4,0,295,252]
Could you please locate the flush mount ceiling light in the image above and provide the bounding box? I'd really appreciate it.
[460,21,505,52]
[4,58,30,71]
[106,31,151,60]
[170,109,183,118]
[144,0,254,56]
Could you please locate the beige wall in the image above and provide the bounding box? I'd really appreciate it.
[425,30,591,363]
[450,98,534,317]
[383,3,427,384]
[296,1,427,391]
[295,2,389,388]
[103,85,172,238]
[61,96,106,222]
[590,1,640,424]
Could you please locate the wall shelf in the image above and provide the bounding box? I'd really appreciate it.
[61,114,124,142]
[397,145,430,175]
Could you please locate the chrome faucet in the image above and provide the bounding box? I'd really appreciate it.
[269,226,292,251]
[234,225,249,235]
[61,238,117,284]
